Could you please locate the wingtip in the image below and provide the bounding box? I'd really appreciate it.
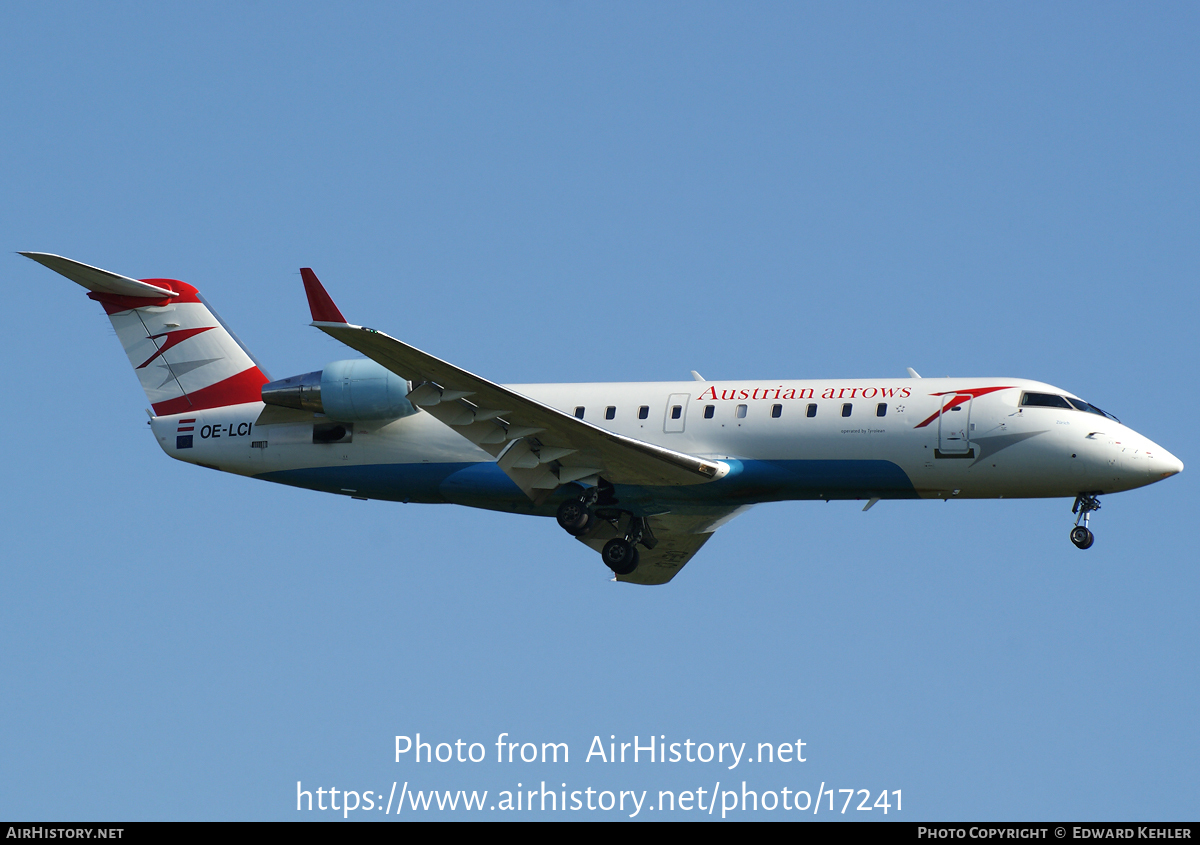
[300,267,347,324]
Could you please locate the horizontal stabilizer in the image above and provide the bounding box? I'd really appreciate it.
[20,252,177,299]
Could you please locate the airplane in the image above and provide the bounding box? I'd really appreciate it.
[22,252,1184,584]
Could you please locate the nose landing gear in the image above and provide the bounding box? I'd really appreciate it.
[1070,494,1101,549]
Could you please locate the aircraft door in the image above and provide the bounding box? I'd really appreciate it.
[937,395,973,456]
[664,393,691,433]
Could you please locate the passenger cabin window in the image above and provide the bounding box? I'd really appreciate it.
[735,404,748,419]
[806,403,817,418]
[876,403,887,417]
[605,406,616,420]
[841,403,853,417]
[638,406,649,420]
[670,405,682,420]
[771,404,782,418]
[703,405,715,419]
[1020,392,1072,410]
[574,406,585,419]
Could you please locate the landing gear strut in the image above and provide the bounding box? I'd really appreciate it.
[1070,494,1100,550]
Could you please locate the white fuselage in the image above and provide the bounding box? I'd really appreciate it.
[148,377,1182,515]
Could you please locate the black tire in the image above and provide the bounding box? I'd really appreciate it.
[602,538,639,575]
[1070,526,1094,549]
[556,499,591,536]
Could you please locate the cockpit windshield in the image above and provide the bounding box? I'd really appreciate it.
[1065,397,1121,423]
[1020,391,1120,423]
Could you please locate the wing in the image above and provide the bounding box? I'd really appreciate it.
[301,269,730,502]
[579,507,754,585]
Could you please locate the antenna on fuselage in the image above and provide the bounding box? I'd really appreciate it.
[906,368,922,378]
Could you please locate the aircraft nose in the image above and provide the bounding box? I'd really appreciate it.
[1136,440,1183,482]
[1113,434,1183,489]
[1160,450,1184,478]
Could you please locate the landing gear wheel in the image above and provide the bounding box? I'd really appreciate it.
[556,499,591,536]
[1070,494,1101,550]
[602,538,639,575]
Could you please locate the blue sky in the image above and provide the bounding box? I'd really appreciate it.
[2,2,1197,821]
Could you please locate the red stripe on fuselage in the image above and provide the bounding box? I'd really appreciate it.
[151,367,268,415]
[913,386,1016,429]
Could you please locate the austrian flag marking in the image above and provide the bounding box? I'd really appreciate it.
[176,418,196,450]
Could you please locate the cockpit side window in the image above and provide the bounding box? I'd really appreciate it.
[1020,392,1072,409]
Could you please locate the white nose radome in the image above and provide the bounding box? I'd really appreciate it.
[1138,440,1183,482]
[1159,450,1184,479]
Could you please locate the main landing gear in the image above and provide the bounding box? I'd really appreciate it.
[1070,494,1101,550]
[556,486,656,576]
[602,537,639,576]
[555,496,593,536]
[600,516,658,576]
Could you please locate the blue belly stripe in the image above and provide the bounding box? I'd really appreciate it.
[255,458,916,508]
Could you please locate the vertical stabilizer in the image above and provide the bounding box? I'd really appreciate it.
[23,253,269,415]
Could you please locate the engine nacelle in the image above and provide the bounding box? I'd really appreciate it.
[261,359,416,422]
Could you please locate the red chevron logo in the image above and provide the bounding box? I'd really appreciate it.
[136,327,215,369]
[913,386,1016,428]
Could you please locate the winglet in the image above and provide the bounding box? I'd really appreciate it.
[301,267,347,323]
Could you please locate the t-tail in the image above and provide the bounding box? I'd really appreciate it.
[22,252,269,415]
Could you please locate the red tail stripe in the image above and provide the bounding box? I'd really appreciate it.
[151,367,268,416]
[88,278,204,314]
